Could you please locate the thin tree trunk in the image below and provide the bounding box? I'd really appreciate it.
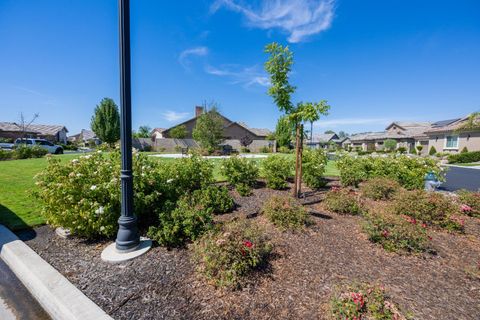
[298,124,304,197]
[293,123,301,198]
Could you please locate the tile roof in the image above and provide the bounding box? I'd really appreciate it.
[237,122,271,137]
[0,122,67,135]
[425,114,480,133]
[310,133,338,143]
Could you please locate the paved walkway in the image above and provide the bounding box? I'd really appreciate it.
[0,259,50,319]
[441,166,480,192]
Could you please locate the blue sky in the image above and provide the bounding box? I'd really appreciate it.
[1,0,479,135]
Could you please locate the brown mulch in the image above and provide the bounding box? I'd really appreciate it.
[19,181,480,320]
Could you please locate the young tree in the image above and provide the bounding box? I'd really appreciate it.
[383,139,397,152]
[169,124,188,139]
[264,43,330,197]
[91,98,120,145]
[274,116,295,148]
[192,106,224,152]
[338,131,349,138]
[324,130,335,134]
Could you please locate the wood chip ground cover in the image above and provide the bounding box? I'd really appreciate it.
[19,181,480,320]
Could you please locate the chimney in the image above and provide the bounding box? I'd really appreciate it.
[195,106,204,117]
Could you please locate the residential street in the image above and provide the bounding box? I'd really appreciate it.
[441,166,480,192]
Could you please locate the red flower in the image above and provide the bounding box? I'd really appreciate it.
[421,223,427,228]
[243,240,253,248]
[461,204,472,212]
[381,230,389,238]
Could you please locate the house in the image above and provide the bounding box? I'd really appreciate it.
[150,128,166,141]
[349,122,431,153]
[425,114,480,153]
[0,122,68,144]
[306,133,340,149]
[68,129,101,146]
[157,106,273,152]
[162,106,271,141]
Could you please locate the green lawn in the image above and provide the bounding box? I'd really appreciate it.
[0,153,338,230]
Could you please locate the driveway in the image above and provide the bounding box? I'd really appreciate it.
[440,166,480,192]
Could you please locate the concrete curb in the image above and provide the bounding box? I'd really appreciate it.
[0,225,113,320]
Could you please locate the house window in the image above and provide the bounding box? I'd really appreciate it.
[445,135,458,149]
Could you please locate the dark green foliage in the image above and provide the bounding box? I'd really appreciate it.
[220,156,259,196]
[192,107,224,152]
[448,151,480,163]
[14,145,48,159]
[90,98,120,145]
[360,178,401,200]
[429,146,437,156]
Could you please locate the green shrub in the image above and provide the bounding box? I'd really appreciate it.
[391,190,463,231]
[240,147,250,153]
[302,148,328,189]
[360,178,401,201]
[429,146,437,156]
[220,156,259,196]
[336,154,444,189]
[416,145,423,152]
[448,151,480,164]
[383,139,397,151]
[35,151,166,238]
[148,193,214,246]
[192,185,234,214]
[278,146,291,153]
[193,219,272,288]
[14,145,48,159]
[261,155,293,189]
[457,189,480,217]
[410,148,417,155]
[330,283,407,320]
[0,149,13,160]
[323,187,363,215]
[259,146,271,153]
[461,146,469,153]
[363,212,429,253]
[397,146,407,154]
[262,195,310,230]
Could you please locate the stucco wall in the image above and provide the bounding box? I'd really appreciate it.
[427,131,480,153]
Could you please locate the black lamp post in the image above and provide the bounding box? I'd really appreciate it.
[115,0,139,252]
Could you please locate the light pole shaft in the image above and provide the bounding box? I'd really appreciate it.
[116,0,139,252]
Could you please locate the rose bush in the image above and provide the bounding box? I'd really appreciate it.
[262,195,310,230]
[220,156,259,196]
[302,148,328,189]
[261,155,294,189]
[457,189,480,218]
[193,219,272,288]
[360,177,401,201]
[323,187,363,215]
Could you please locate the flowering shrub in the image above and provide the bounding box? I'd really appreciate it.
[191,185,235,214]
[457,189,480,218]
[147,193,214,246]
[261,195,310,230]
[220,156,259,196]
[261,155,294,189]
[35,151,165,238]
[337,154,444,189]
[360,178,401,201]
[193,219,272,288]
[391,190,463,232]
[168,153,214,196]
[363,212,429,253]
[323,187,363,215]
[330,283,407,320]
[302,148,328,189]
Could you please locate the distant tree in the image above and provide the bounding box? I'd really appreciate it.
[274,116,295,148]
[338,131,349,138]
[324,130,335,134]
[91,98,120,145]
[137,126,151,138]
[169,125,187,139]
[18,112,39,141]
[384,139,397,151]
[192,106,224,152]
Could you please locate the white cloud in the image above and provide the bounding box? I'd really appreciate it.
[162,110,190,122]
[211,0,335,43]
[314,118,390,128]
[205,64,270,87]
[178,47,209,69]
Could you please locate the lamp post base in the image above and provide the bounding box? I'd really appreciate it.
[101,237,152,263]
